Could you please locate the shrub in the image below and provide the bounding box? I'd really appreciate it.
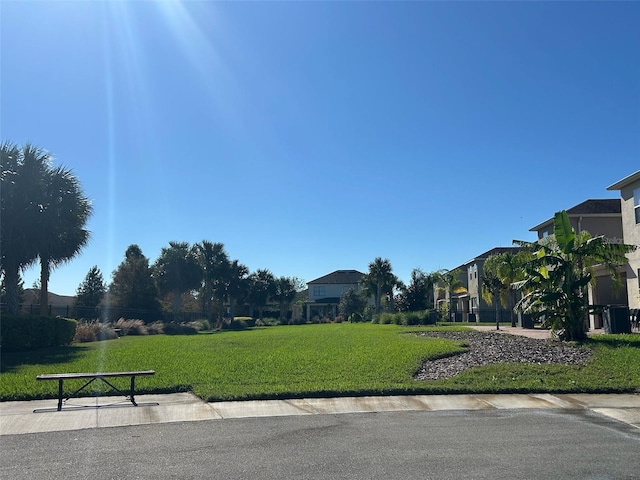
[1,315,77,351]
[74,321,118,343]
[163,322,199,335]
[146,321,165,335]
[114,318,148,336]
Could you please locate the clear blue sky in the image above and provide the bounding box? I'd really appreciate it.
[2,1,639,297]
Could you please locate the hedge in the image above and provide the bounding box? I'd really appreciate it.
[1,315,77,351]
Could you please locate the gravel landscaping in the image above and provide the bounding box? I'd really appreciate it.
[413,331,593,380]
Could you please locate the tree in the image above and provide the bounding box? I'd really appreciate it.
[1,143,50,314]
[482,251,531,328]
[361,257,394,315]
[399,269,436,312]
[37,164,92,315]
[435,268,463,321]
[338,287,367,321]
[194,240,228,319]
[153,242,202,317]
[481,269,505,330]
[74,266,106,318]
[514,210,636,341]
[272,276,303,323]
[246,269,275,321]
[220,260,249,325]
[109,245,160,320]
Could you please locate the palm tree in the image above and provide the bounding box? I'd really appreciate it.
[482,251,531,328]
[194,241,228,319]
[1,143,53,314]
[246,269,275,321]
[481,269,506,330]
[223,260,249,324]
[37,165,92,315]
[272,276,300,323]
[153,242,202,318]
[361,257,394,315]
[514,210,636,341]
[435,268,462,322]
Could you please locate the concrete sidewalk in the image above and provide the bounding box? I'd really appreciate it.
[2,392,640,435]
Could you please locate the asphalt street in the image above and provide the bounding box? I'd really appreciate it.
[2,408,639,480]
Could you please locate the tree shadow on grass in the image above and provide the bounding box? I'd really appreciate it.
[0,345,89,373]
[586,334,640,349]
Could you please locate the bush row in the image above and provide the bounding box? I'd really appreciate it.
[372,310,438,326]
[1,315,77,351]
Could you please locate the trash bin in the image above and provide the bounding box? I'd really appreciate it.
[468,313,477,323]
[603,305,631,334]
[518,312,534,329]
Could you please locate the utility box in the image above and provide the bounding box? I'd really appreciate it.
[603,305,631,334]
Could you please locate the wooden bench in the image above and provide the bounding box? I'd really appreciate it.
[36,370,155,411]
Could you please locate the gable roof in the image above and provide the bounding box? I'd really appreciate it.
[607,170,640,191]
[529,199,621,232]
[462,246,522,266]
[308,270,364,285]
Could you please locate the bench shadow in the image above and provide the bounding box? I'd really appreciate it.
[0,345,89,373]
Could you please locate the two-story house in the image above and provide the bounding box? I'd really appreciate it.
[607,170,640,310]
[529,198,627,329]
[465,246,523,324]
[306,270,367,321]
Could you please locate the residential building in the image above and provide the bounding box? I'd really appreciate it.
[607,170,640,310]
[530,198,627,329]
[306,270,367,321]
[529,199,623,243]
[436,247,521,323]
[464,247,522,323]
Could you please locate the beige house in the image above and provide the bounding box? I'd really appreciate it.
[607,170,640,310]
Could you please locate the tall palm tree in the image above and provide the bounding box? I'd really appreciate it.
[361,257,394,315]
[1,143,52,314]
[482,251,531,328]
[153,241,202,318]
[37,165,92,315]
[194,241,228,319]
[223,260,249,324]
[435,268,462,321]
[272,276,300,323]
[246,269,275,321]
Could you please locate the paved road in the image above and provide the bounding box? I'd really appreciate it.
[2,409,639,480]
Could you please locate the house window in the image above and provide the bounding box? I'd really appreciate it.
[313,286,325,297]
[634,188,640,224]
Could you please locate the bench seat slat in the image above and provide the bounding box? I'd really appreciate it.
[37,370,155,380]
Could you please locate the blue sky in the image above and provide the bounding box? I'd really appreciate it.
[2,1,639,297]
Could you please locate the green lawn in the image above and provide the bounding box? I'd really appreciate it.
[1,323,639,402]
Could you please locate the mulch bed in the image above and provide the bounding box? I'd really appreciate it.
[413,331,592,380]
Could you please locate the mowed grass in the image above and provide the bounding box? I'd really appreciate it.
[1,323,639,402]
[0,323,463,401]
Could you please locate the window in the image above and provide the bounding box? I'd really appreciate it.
[634,188,640,224]
[313,286,325,297]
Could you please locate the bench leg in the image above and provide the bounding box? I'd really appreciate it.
[57,379,63,411]
[130,376,138,406]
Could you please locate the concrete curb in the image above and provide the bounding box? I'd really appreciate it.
[2,392,639,436]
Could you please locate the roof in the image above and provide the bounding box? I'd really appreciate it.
[307,270,364,285]
[529,199,621,232]
[607,171,640,191]
[462,246,522,266]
